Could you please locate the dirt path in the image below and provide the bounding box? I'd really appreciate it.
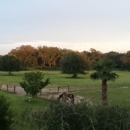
[1,85,84,103]
[1,85,62,99]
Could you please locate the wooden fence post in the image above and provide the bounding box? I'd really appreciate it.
[7,85,8,91]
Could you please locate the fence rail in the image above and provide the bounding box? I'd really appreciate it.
[1,85,100,97]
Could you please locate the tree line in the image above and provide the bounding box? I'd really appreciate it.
[0,45,130,70]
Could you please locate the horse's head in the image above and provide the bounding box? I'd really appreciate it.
[57,92,74,104]
[57,92,64,101]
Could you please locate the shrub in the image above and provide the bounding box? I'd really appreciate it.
[21,101,130,130]
[20,71,50,98]
[95,105,130,130]
[0,95,13,130]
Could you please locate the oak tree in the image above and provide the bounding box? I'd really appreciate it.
[60,52,86,78]
[0,55,20,74]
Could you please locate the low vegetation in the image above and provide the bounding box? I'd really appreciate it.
[0,91,50,130]
[0,95,13,130]
[21,101,130,130]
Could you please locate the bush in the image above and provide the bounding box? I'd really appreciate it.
[0,95,13,130]
[95,105,130,130]
[21,101,130,130]
[20,71,50,98]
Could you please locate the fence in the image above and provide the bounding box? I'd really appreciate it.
[1,85,100,99]
[1,85,26,95]
[57,85,70,92]
[68,86,100,91]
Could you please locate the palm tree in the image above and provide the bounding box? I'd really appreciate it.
[90,59,119,104]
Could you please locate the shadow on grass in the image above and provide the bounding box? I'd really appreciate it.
[64,76,86,79]
[0,73,23,76]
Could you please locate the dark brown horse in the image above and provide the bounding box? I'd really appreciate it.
[57,92,74,104]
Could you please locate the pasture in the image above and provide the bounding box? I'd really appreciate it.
[0,70,130,87]
[0,70,130,105]
[1,70,130,129]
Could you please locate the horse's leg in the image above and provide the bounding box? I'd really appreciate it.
[57,93,63,101]
[62,97,67,102]
[71,94,74,104]
[66,97,71,103]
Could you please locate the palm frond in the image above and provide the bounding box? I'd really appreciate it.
[90,72,99,80]
[91,59,118,81]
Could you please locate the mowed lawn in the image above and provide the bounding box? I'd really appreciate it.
[0,70,130,88]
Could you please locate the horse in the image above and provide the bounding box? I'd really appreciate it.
[57,92,74,104]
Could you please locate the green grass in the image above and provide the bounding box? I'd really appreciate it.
[0,90,50,130]
[74,87,130,106]
[0,90,50,113]
[0,70,130,88]
[1,70,130,129]
[1,70,130,105]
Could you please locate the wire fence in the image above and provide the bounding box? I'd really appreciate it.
[1,84,100,99]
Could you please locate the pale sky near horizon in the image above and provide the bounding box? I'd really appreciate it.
[1,0,130,55]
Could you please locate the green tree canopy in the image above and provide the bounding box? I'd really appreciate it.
[60,52,87,78]
[0,55,20,74]
[20,71,50,98]
[90,59,119,104]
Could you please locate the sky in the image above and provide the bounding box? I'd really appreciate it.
[1,0,130,55]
